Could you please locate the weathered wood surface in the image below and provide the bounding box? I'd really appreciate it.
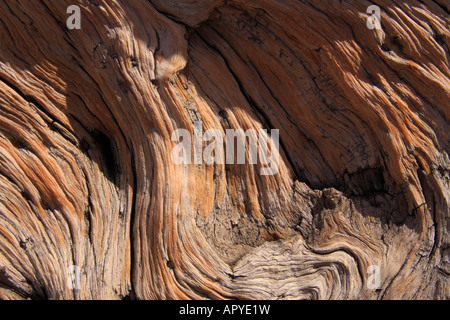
[0,0,449,300]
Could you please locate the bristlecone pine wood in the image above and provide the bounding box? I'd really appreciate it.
[0,0,448,300]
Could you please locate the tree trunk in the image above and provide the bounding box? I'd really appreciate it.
[0,0,449,300]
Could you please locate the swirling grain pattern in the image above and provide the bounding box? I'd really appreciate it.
[0,0,448,300]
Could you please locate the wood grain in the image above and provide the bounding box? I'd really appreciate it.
[0,0,448,300]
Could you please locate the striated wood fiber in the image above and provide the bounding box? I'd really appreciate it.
[0,0,449,300]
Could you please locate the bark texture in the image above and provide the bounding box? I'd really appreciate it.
[0,0,449,300]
